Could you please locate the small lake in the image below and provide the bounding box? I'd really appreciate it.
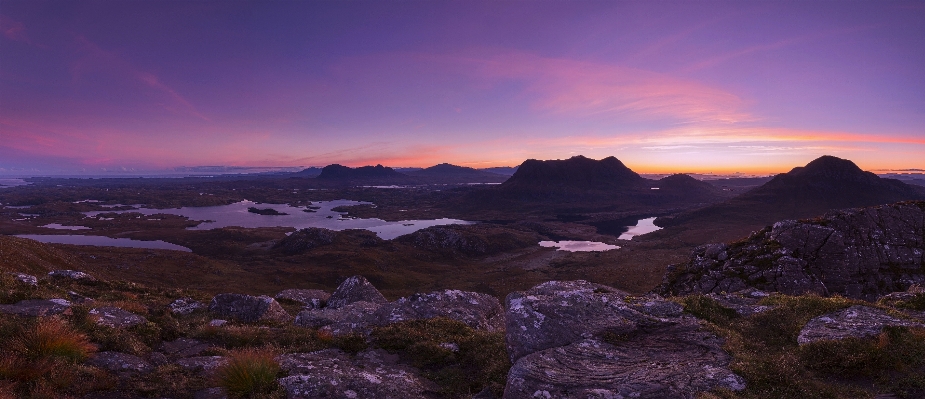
[83,200,472,240]
[539,240,621,252]
[0,178,30,188]
[617,217,661,240]
[41,223,91,230]
[16,235,192,252]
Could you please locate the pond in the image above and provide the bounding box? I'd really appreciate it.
[539,240,621,252]
[15,234,192,252]
[617,217,662,240]
[83,200,472,240]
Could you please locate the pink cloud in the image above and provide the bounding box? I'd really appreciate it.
[435,51,754,124]
[0,14,32,44]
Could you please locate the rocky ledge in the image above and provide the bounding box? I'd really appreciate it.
[658,201,925,300]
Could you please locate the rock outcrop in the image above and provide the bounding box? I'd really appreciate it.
[90,307,147,328]
[503,280,745,398]
[659,201,925,300]
[294,301,383,335]
[374,289,505,331]
[276,288,330,309]
[0,298,71,317]
[168,298,205,315]
[797,305,925,345]
[48,269,95,281]
[208,293,291,323]
[326,275,388,309]
[277,349,439,399]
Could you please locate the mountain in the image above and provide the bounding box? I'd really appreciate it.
[658,201,925,300]
[653,174,725,200]
[655,155,925,243]
[479,166,519,176]
[406,163,509,183]
[292,167,322,177]
[499,155,648,192]
[315,164,417,184]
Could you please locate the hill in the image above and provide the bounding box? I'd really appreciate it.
[406,163,509,184]
[654,155,925,243]
[315,164,419,185]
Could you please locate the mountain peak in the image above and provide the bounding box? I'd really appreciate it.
[790,155,866,179]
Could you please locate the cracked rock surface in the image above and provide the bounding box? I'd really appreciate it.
[374,289,505,331]
[277,349,440,399]
[659,201,925,300]
[797,305,925,345]
[208,293,291,323]
[504,280,744,399]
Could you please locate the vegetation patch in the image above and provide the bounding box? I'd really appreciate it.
[371,317,510,398]
[215,348,283,398]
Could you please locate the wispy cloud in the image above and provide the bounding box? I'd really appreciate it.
[71,36,209,121]
[0,14,33,44]
[443,51,754,124]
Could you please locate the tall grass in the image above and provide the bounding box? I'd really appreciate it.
[12,317,96,363]
[215,348,281,398]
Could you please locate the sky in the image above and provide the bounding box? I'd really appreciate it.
[1,1,924,175]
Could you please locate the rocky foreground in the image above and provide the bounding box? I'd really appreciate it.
[3,267,925,398]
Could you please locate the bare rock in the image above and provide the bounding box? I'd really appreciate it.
[276,289,330,309]
[159,338,212,358]
[176,356,228,373]
[506,336,745,399]
[168,298,205,315]
[294,301,383,335]
[48,269,95,281]
[87,351,153,374]
[326,275,387,309]
[90,307,147,328]
[659,201,925,301]
[504,280,745,398]
[797,305,925,345]
[277,349,439,399]
[705,290,774,316]
[208,293,291,323]
[11,273,37,286]
[194,387,229,399]
[209,319,228,327]
[0,299,71,317]
[374,289,505,331]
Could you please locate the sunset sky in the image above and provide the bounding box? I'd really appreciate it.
[2,1,924,175]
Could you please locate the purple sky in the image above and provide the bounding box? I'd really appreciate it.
[2,1,924,174]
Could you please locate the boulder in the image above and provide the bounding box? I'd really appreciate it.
[504,280,745,398]
[176,356,228,372]
[87,351,153,374]
[89,307,147,328]
[659,201,925,300]
[277,349,439,399]
[168,298,205,315]
[48,269,95,281]
[275,289,330,309]
[294,301,383,335]
[208,293,291,323]
[797,305,925,345]
[705,289,774,316]
[375,289,505,331]
[326,276,388,309]
[158,338,212,358]
[12,273,37,286]
[0,299,71,317]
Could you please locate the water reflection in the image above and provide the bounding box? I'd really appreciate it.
[539,240,620,252]
[16,234,191,252]
[83,200,471,240]
[618,217,661,240]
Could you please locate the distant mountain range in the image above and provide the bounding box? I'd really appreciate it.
[406,163,509,183]
[293,163,512,185]
[656,155,925,242]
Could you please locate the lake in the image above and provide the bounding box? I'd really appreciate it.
[539,240,621,252]
[83,200,472,240]
[16,234,192,252]
[617,217,662,240]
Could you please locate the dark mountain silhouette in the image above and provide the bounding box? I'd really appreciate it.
[316,164,417,184]
[656,155,925,243]
[653,174,725,200]
[499,156,648,192]
[407,163,509,183]
[462,156,730,214]
[292,167,322,177]
[479,166,519,176]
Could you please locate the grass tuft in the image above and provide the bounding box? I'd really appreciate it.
[215,348,281,398]
[12,317,96,363]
